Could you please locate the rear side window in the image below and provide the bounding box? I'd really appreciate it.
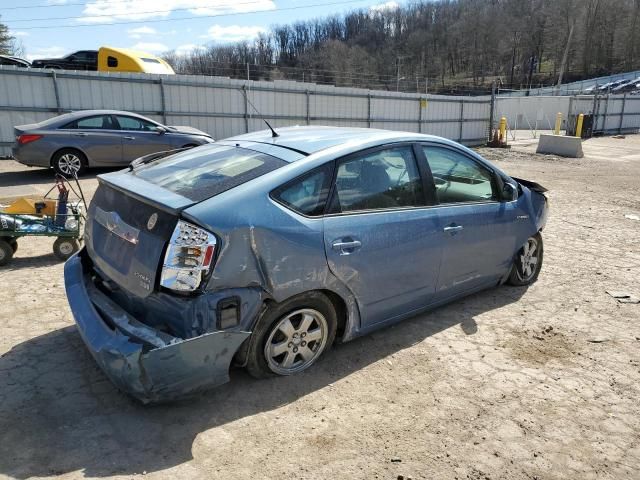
[62,115,115,130]
[271,163,333,217]
[331,146,424,213]
[107,56,118,67]
[134,145,286,202]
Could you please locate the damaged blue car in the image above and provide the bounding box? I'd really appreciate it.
[64,127,549,403]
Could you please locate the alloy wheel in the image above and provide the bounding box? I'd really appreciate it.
[517,237,539,282]
[57,153,82,175]
[264,308,329,375]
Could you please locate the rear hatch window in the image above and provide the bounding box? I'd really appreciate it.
[133,145,286,202]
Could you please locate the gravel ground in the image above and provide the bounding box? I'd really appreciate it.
[0,136,639,480]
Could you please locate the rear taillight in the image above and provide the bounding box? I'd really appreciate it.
[160,220,217,292]
[17,134,43,145]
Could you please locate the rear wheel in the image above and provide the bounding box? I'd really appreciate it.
[0,240,14,266]
[246,292,337,378]
[52,149,87,177]
[53,237,80,261]
[507,233,543,286]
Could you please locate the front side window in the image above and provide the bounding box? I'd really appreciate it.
[422,146,495,204]
[331,146,424,213]
[116,115,157,131]
[133,145,286,202]
[272,164,333,217]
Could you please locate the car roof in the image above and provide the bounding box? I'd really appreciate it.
[227,126,444,156]
[28,110,160,129]
[63,109,154,119]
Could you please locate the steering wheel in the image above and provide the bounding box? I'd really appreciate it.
[433,175,448,187]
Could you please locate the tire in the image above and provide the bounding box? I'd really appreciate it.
[507,233,543,286]
[246,292,337,379]
[52,149,87,177]
[0,239,14,266]
[53,237,80,261]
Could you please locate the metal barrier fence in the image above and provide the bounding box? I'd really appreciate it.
[495,94,640,138]
[0,67,492,158]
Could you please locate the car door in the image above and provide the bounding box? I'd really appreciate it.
[61,114,123,165]
[115,115,173,163]
[419,144,518,300]
[323,144,444,328]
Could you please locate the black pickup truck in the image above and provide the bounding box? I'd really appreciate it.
[31,50,98,70]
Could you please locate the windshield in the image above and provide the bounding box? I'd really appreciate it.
[132,145,286,202]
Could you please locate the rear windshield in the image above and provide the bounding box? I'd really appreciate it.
[132,145,286,202]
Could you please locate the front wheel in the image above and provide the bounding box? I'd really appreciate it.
[246,292,337,378]
[507,233,543,286]
[53,237,80,261]
[0,239,14,266]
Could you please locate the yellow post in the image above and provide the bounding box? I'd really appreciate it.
[575,113,584,138]
[554,112,562,135]
[499,116,507,143]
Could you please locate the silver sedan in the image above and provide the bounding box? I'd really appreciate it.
[12,110,214,175]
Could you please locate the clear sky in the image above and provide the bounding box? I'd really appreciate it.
[1,0,403,61]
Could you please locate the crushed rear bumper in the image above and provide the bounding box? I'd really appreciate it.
[64,253,250,403]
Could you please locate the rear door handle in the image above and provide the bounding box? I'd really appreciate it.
[73,132,88,137]
[332,239,362,255]
[123,136,135,140]
[443,225,464,234]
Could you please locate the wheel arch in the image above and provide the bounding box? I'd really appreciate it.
[234,287,355,368]
[50,146,89,168]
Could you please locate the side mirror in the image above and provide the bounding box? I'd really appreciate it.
[502,182,518,202]
[155,126,167,135]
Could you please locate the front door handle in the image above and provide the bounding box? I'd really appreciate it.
[73,132,88,137]
[123,136,135,140]
[332,239,362,255]
[443,225,464,234]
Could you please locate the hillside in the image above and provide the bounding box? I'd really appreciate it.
[164,0,639,94]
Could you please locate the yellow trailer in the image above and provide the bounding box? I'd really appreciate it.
[98,47,175,74]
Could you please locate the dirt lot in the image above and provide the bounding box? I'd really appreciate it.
[1,136,639,480]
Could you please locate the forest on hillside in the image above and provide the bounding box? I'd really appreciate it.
[164,0,640,94]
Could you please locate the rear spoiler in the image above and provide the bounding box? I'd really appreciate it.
[512,177,548,194]
[128,146,195,171]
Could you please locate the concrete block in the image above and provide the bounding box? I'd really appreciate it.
[536,134,584,158]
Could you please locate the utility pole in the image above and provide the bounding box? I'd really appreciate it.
[396,55,410,92]
[556,23,575,93]
[246,62,250,81]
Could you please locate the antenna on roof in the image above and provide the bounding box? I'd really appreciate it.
[264,119,279,138]
[241,86,279,138]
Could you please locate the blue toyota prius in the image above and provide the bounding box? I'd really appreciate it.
[64,126,549,402]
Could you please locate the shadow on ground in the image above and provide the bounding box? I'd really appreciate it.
[1,251,63,270]
[0,167,107,189]
[0,286,525,478]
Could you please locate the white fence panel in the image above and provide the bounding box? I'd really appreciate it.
[0,67,494,157]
